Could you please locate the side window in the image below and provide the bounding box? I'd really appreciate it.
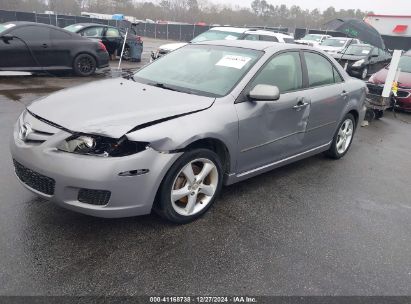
[10,26,49,42]
[333,68,343,83]
[50,29,72,40]
[81,27,104,37]
[260,35,279,42]
[106,28,120,37]
[243,34,259,41]
[250,52,303,93]
[304,52,335,87]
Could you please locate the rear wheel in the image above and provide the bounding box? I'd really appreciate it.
[374,109,384,119]
[122,45,131,61]
[155,149,223,224]
[326,113,356,159]
[73,54,96,77]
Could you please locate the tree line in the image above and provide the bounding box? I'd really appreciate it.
[0,0,372,29]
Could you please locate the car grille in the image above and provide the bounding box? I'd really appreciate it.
[78,189,111,206]
[13,160,55,195]
[397,90,410,98]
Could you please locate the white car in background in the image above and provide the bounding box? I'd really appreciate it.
[295,34,331,46]
[242,29,295,43]
[151,27,250,60]
[318,37,361,55]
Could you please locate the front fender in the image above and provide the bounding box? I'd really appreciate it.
[126,99,239,172]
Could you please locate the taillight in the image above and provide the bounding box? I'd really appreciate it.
[136,36,142,43]
[98,41,107,52]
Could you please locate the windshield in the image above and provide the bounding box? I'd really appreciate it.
[398,55,411,73]
[321,38,347,47]
[191,30,242,43]
[133,45,262,97]
[64,24,85,32]
[301,34,322,42]
[345,45,372,56]
[0,23,16,34]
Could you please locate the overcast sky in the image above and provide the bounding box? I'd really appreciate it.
[222,0,411,15]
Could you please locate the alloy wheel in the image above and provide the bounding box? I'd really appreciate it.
[336,119,354,154]
[171,158,219,216]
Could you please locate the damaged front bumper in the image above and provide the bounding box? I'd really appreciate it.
[10,120,182,218]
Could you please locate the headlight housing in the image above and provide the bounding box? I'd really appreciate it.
[57,134,149,157]
[352,59,365,67]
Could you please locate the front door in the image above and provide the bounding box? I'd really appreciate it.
[235,51,310,174]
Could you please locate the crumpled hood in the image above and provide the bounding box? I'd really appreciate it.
[28,78,215,138]
[159,42,187,52]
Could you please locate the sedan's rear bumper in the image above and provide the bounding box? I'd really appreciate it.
[96,51,110,68]
[10,124,181,218]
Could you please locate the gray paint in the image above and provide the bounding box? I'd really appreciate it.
[10,41,366,218]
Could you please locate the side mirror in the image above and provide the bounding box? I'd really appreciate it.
[248,84,280,101]
[0,34,14,44]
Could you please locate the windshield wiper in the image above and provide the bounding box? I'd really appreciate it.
[149,82,181,92]
[148,82,195,95]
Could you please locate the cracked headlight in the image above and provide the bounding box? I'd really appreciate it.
[57,134,149,157]
[352,59,365,67]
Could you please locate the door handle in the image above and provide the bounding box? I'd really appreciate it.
[42,43,48,48]
[293,99,309,111]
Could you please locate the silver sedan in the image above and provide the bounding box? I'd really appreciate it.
[10,40,367,223]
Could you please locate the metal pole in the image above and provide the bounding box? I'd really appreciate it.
[118,28,128,70]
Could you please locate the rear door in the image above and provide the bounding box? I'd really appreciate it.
[302,51,348,149]
[235,51,310,173]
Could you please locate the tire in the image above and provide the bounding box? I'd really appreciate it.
[374,109,384,119]
[73,54,96,77]
[154,149,223,224]
[122,45,131,61]
[361,67,368,80]
[325,113,356,159]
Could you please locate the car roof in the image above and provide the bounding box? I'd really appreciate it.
[210,27,250,33]
[350,43,373,48]
[68,23,109,28]
[325,37,351,40]
[244,30,293,38]
[195,39,314,52]
[3,21,57,29]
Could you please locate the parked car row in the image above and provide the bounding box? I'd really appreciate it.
[0,21,143,76]
[151,27,295,60]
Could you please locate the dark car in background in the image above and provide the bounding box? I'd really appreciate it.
[0,22,109,76]
[369,50,411,112]
[332,44,392,79]
[65,23,143,62]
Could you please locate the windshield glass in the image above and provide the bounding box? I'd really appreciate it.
[134,45,262,97]
[301,34,322,42]
[191,30,242,43]
[64,24,85,32]
[0,23,16,34]
[398,55,411,73]
[345,45,372,56]
[321,39,347,47]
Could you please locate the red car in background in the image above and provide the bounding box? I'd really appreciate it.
[369,50,411,112]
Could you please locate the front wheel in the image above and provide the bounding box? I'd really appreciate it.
[325,113,356,159]
[361,67,368,80]
[73,54,96,77]
[155,149,223,224]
